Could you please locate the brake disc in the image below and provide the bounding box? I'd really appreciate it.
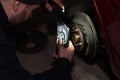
[16,31,48,53]
[71,12,98,61]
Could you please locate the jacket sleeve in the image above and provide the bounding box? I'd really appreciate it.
[34,58,72,80]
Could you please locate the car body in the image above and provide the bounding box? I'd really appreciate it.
[91,0,120,79]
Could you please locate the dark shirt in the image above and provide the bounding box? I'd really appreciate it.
[0,3,71,80]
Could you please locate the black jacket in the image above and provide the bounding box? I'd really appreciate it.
[0,3,71,80]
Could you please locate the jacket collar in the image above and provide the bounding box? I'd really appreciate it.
[0,2,10,32]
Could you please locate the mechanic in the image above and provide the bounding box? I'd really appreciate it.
[0,0,75,80]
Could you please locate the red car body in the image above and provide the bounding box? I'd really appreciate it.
[91,0,120,79]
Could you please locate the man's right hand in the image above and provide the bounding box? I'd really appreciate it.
[52,41,75,62]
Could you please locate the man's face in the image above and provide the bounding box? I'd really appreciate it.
[12,4,40,24]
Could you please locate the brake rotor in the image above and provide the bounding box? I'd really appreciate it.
[16,31,48,53]
[71,12,98,61]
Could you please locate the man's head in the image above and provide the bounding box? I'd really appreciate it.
[1,0,44,24]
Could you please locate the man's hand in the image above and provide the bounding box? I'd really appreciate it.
[45,0,63,11]
[52,41,75,62]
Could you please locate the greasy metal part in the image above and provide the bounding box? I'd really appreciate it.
[57,21,70,47]
[71,24,84,52]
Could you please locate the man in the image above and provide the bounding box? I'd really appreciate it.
[0,0,74,80]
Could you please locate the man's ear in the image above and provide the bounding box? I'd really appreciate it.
[13,0,21,12]
[12,0,26,13]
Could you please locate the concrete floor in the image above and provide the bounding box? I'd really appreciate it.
[16,0,113,80]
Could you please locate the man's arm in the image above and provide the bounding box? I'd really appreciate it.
[34,41,74,80]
